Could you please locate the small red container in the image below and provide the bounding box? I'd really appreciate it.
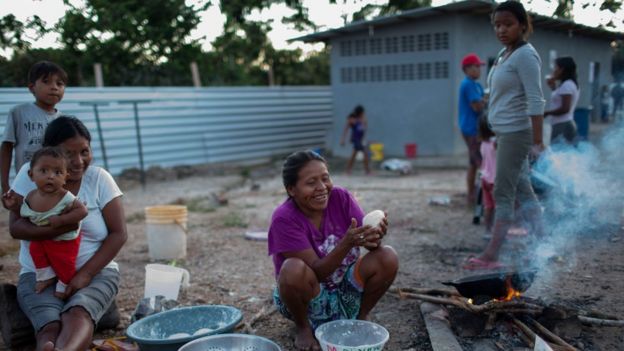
[405,143,418,159]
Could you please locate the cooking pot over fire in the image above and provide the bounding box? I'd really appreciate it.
[442,270,537,301]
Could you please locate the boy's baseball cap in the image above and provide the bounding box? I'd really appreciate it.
[461,53,485,67]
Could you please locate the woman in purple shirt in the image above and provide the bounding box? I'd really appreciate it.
[268,150,398,351]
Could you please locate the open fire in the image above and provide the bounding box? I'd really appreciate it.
[499,276,522,301]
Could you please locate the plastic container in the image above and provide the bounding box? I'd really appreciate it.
[369,142,384,161]
[144,264,190,300]
[573,107,592,140]
[315,320,389,351]
[404,143,418,159]
[144,205,187,260]
[126,305,242,351]
[179,334,281,351]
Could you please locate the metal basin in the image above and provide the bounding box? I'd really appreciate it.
[178,333,281,351]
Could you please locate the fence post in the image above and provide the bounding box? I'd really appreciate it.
[79,102,110,171]
[190,62,201,88]
[119,100,151,188]
[93,63,104,87]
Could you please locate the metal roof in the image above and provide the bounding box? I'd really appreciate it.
[291,0,624,43]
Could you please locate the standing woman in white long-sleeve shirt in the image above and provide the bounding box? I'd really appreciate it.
[465,1,545,269]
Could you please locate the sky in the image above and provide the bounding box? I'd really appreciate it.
[1,0,623,58]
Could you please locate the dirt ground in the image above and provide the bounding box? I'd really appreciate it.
[1,152,623,350]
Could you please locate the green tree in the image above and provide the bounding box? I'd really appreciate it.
[0,14,47,52]
[551,0,621,20]
[55,0,210,85]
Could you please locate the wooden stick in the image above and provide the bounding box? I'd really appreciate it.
[578,316,624,327]
[512,317,537,340]
[512,318,576,351]
[248,305,277,327]
[237,305,277,334]
[392,291,543,315]
[526,317,578,351]
[493,341,506,351]
[581,309,621,320]
[395,291,465,307]
[420,302,463,351]
[390,287,461,297]
[514,326,535,349]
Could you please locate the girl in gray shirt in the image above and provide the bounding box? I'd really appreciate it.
[465,1,545,270]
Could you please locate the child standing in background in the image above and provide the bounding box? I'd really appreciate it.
[1,61,67,197]
[340,105,370,174]
[4,147,87,298]
[458,53,486,205]
[479,118,496,235]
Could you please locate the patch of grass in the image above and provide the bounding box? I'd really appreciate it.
[222,212,248,228]
[170,197,217,213]
[185,197,217,213]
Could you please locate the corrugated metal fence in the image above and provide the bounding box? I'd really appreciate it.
[0,86,333,176]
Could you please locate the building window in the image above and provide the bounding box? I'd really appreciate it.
[354,66,368,82]
[369,38,382,54]
[434,32,449,50]
[401,63,414,80]
[341,67,354,83]
[418,34,432,51]
[400,64,415,80]
[340,41,352,56]
[370,66,383,82]
[417,63,432,80]
[385,37,399,54]
[434,61,449,79]
[401,35,415,52]
[355,39,367,55]
[385,65,399,81]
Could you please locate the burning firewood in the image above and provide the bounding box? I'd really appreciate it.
[390,288,543,315]
[392,285,624,350]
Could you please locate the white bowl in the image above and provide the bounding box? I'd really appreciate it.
[315,320,389,351]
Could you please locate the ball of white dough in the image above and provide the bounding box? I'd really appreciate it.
[363,210,385,228]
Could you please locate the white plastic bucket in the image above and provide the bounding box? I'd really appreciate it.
[144,263,190,300]
[144,205,187,260]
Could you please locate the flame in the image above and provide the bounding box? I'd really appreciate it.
[468,298,474,304]
[498,277,522,301]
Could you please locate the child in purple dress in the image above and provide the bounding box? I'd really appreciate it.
[340,105,370,174]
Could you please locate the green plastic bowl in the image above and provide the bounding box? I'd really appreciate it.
[126,305,242,351]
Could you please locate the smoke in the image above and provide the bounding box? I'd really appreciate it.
[529,121,624,271]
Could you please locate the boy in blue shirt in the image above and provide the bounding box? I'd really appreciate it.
[458,53,485,205]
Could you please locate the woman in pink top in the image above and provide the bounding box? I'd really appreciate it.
[268,150,398,351]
